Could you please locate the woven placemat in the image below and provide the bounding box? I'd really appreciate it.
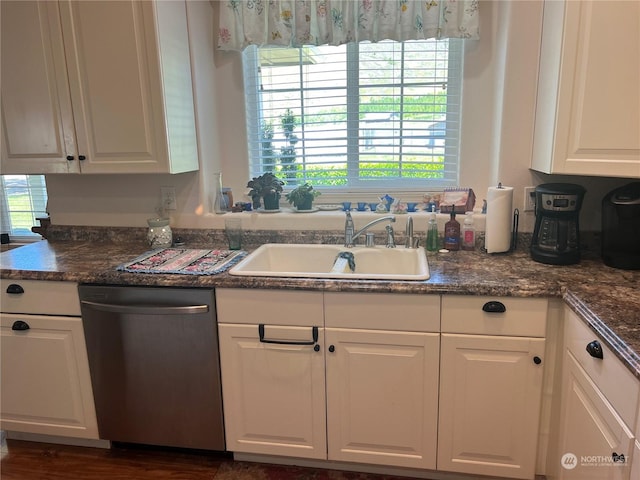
[116,248,247,275]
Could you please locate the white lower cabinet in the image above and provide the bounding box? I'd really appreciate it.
[217,289,440,467]
[632,441,640,480]
[634,403,640,480]
[437,296,548,480]
[218,322,327,458]
[0,280,98,439]
[325,328,439,469]
[217,290,555,477]
[557,352,633,479]
[217,289,326,459]
[555,309,637,480]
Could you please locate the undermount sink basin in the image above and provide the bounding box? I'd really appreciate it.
[229,243,430,281]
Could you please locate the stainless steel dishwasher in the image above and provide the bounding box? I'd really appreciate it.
[78,285,225,451]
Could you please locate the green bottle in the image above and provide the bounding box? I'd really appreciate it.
[426,213,439,252]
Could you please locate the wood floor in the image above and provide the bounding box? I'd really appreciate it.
[0,439,230,480]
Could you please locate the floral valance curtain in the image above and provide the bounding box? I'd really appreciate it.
[218,0,480,51]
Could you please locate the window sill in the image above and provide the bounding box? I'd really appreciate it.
[209,209,486,233]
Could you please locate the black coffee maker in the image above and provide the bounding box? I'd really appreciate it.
[531,183,586,265]
[602,182,640,270]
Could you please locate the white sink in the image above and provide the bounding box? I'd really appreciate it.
[229,244,430,281]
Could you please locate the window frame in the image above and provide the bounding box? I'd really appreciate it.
[0,174,48,241]
[243,39,464,193]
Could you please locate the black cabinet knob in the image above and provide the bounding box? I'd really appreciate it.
[314,344,320,352]
[6,283,24,294]
[12,320,30,331]
[482,301,506,313]
[586,341,604,359]
[328,345,335,353]
[66,155,74,161]
[533,356,542,365]
[78,155,86,161]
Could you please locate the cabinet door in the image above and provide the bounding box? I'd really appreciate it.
[325,328,439,469]
[218,323,326,459]
[557,351,633,480]
[0,313,98,439]
[0,1,78,174]
[533,0,640,177]
[58,1,165,173]
[58,0,198,173]
[438,334,545,479]
[631,441,640,480]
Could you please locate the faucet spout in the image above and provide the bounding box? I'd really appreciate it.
[344,212,396,247]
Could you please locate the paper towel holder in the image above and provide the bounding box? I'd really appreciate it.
[484,182,514,254]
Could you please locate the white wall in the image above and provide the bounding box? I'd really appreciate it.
[45,0,634,232]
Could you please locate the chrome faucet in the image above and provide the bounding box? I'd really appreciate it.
[344,211,396,247]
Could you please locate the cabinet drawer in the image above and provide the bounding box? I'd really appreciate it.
[324,293,439,332]
[216,288,323,327]
[564,308,639,429]
[0,280,80,316]
[441,295,547,337]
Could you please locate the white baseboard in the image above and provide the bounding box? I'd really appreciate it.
[4,431,110,449]
[233,452,511,480]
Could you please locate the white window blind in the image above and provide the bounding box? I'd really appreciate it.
[243,39,463,191]
[0,175,48,240]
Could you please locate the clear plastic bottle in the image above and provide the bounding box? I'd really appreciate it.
[426,213,439,252]
[213,172,228,214]
[444,210,461,251]
[462,212,476,251]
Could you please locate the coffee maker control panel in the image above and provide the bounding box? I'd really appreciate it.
[539,193,580,212]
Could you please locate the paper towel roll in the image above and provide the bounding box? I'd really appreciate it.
[485,186,513,253]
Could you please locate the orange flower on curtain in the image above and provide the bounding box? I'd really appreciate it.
[218,0,479,51]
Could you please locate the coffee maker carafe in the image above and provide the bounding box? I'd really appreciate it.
[531,183,585,265]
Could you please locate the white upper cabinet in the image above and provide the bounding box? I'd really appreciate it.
[531,0,640,178]
[1,1,199,174]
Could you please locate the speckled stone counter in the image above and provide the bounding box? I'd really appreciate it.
[1,227,639,379]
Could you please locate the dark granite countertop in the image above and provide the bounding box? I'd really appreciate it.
[2,230,639,380]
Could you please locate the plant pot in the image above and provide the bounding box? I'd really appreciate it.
[296,198,313,211]
[263,193,280,210]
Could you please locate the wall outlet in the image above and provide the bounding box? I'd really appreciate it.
[523,186,536,212]
[160,186,177,211]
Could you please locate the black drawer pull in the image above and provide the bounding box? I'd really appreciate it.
[66,155,75,161]
[482,301,506,313]
[586,340,603,359]
[6,284,24,294]
[12,320,30,331]
[533,356,542,365]
[258,324,318,345]
[78,155,86,161]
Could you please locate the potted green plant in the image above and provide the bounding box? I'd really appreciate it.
[285,183,321,211]
[247,172,284,210]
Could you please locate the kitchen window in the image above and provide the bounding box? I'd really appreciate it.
[0,175,48,241]
[243,39,463,191]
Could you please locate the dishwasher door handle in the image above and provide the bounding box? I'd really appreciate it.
[81,301,209,315]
